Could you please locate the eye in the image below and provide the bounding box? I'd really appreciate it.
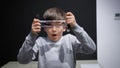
[41,23,52,28]
[45,23,51,26]
[45,25,52,28]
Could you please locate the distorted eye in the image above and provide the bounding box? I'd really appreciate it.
[42,22,65,28]
[45,23,52,26]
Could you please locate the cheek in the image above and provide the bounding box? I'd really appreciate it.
[58,29,65,34]
[44,28,51,32]
[44,29,51,35]
[46,30,52,35]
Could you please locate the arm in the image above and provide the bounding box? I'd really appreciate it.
[17,33,38,64]
[66,12,96,54]
[17,18,41,64]
[71,24,96,54]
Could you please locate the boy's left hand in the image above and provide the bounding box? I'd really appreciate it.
[66,12,77,28]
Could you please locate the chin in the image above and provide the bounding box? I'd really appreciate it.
[51,38,60,42]
[51,40,59,42]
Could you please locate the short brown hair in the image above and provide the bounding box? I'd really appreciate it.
[43,7,66,20]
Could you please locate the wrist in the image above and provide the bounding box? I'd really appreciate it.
[70,22,77,28]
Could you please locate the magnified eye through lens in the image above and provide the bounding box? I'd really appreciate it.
[42,24,64,28]
[40,20,66,28]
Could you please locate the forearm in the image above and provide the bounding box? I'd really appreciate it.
[17,32,38,64]
[72,24,96,54]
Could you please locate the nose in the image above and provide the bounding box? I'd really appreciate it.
[52,26,57,31]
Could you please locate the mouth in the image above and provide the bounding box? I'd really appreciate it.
[52,34,57,37]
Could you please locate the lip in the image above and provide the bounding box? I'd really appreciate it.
[52,34,57,36]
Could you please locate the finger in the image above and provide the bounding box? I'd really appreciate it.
[34,18,40,21]
[32,25,41,31]
[32,24,41,30]
[66,19,72,23]
[33,25,41,29]
[32,22,41,26]
[66,15,74,19]
[33,18,40,24]
[66,12,74,19]
[32,26,41,32]
[33,29,41,33]
[66,12,73,16]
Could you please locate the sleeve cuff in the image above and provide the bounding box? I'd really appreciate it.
[71,23,84,33]
[25,32,38,42]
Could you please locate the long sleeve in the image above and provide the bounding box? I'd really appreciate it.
[17,32,38,64]
[71,24,96,54]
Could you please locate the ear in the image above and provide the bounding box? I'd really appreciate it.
[63,27,67,32]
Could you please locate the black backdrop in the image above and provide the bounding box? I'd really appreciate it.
[1,0,97,67]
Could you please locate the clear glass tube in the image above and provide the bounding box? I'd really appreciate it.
[40,20,65,23]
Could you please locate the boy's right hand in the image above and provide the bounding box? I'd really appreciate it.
[31,18,41,35]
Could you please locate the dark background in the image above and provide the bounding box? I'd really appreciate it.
[1,0,97,67]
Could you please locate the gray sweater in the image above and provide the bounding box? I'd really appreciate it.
[17,24,96,68]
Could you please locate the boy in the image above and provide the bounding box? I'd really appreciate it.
[17,7,96,68]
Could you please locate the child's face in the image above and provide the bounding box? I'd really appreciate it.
[44,22,66,42]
